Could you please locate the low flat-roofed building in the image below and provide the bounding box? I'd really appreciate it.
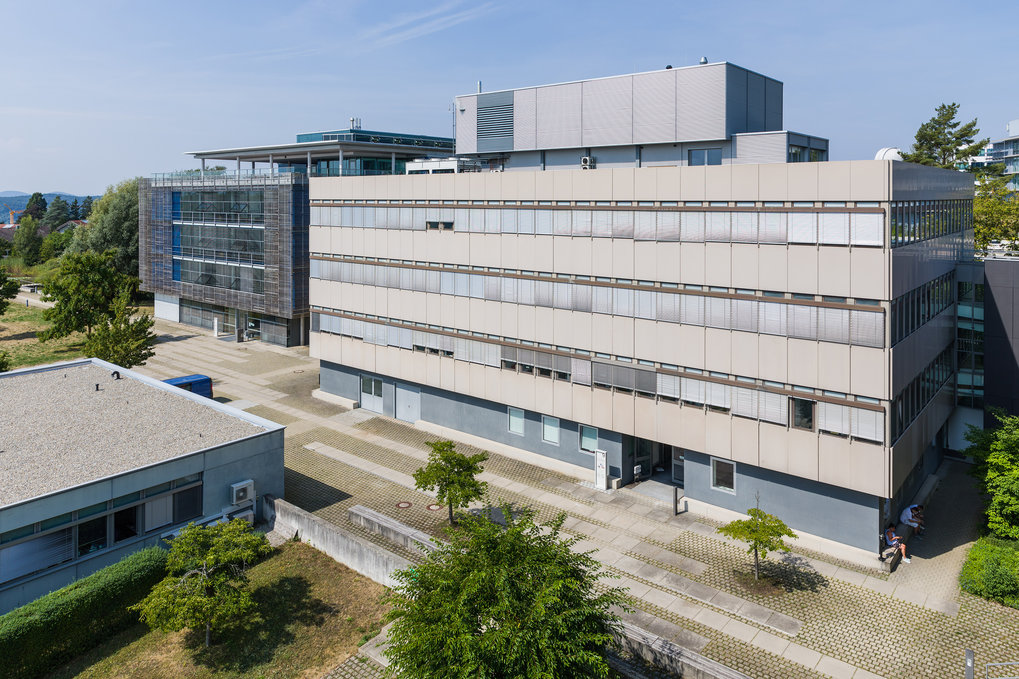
[0,358,285,613]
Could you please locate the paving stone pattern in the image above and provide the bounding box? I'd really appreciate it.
[136,321,1019,679]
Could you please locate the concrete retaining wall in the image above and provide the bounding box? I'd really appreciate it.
[615,621,752,679]
[348,505,436,553]
[263,495,412,588]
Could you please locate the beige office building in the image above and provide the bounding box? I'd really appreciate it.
[307,63,972,552]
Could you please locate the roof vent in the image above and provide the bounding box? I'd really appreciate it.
[95,383,100,391]
[699,57,708,65]
[665,64,672,70]
[111,370,121,380]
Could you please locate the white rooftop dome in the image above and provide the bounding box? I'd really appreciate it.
[875,147,903,161]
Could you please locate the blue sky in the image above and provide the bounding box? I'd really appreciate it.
[1,0,1015,195]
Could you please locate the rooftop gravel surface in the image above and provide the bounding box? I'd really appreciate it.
[0,362,268,506]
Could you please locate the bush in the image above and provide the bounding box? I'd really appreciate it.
[960,536,1019,607]
[0,546,168,679]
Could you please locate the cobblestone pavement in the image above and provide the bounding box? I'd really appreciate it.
[136,322,1019,679]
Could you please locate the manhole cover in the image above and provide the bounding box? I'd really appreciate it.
[396,501,412,509]
[426,504,442,511]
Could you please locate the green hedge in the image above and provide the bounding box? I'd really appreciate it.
[960,536,1019,608]
[0,545,168,679]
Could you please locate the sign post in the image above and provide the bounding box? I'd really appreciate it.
[595,449,608,490]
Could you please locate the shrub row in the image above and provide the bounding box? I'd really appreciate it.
[0,546,168,679]
[959,536,1019,608]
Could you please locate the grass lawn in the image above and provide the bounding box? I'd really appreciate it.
[0,303,85,369]
[47,541,391,679]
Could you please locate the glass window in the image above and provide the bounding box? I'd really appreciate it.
[173,486,203,524]
[77,516,107,557]
[542,416,560,445]
[689,148,722,166]
[689,149,705,166]
[711,458,735,493]
[114,506,139,543]
[791,397,815,430]
[508,407,525,436]
[580,425,598,452]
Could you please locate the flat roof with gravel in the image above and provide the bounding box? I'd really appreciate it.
[0,360,276,507]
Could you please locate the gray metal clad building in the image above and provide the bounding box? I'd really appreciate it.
[0,359,284,613]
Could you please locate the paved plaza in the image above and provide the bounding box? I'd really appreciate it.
[134,320,1019,679]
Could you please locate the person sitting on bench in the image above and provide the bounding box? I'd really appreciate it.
[899,504,925,535]
[884,524,910,563]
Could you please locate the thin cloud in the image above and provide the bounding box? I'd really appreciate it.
[363,2,496,48]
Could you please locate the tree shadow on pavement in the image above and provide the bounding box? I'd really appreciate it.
[761,554,830,593]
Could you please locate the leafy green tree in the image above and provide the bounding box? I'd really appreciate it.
[132,519,271,648]
[413,440,488,524]
[0,266,20,317]
[68,178,139,277]
[68,198,80,220]
[39,250,131,340]
[21,192,47,221]
[966,412,1019,539]
[0,350,10,372]
[38,229,74,262]
[717,497,797,580]
[386,506,628,678]
[901,103,988,169]
[12,215,42,266]
[0,238,10,258]
[79,195,93,220]
[973,172,1019,250]
[41,196,71,230]
[84,286,157,368]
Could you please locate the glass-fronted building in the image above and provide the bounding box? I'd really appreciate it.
[140,128,454,345]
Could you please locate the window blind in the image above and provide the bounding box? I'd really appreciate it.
[789,213,817,243]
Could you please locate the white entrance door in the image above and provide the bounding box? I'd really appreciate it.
[360,376,383,413]
[395,383,420,422]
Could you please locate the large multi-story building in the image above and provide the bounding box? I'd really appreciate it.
[967,117,1019,190]
[139,127,454,345]
[305,63,973,555]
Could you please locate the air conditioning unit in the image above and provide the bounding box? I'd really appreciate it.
[230,479,255,505]
[233,510,255,525]
[581,156,596,169]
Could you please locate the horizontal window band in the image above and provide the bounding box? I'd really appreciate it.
[309,254,885,313]
[313,201,889,214]
[312,307,886,413]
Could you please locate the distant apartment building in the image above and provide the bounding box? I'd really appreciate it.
[305,63,972,554]
[967,118,1019,190]
[139,128,454,345]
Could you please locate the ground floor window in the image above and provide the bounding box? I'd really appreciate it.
[508,407,525,436]
[542,416,560,445]
[711,458,735,494]
[580,425,598,452]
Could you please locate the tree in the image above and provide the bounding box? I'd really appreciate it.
[39,250,131,340]
[68,179,139,277]
[21,192,47,221]
[38,229,74,262]
[973,171,1019,250]
[84,286,157,367]
[717,497,797,580]
[901,102,987,169]
[0,266,20,317]
[79,195,93,220]
[965,412,1019,540]
[12,215,42,266]
[40,196,70,231]
[132,519,271,648]
[413,440,488,524]
[385,506,629,678]
[69,198,80,220]
[0,350,10,372]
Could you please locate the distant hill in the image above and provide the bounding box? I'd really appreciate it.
[0,192,101,223]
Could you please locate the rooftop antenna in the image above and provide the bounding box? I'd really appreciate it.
[699,57,708,65]
[477,80,482,93]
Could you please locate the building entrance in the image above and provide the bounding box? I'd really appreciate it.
[360,376,383,413]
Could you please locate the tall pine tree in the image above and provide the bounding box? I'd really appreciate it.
[79,195,93,220]
[69,198,80,220]
[901,103,987,169]
[41,196,71,230]
[22,192,47,221]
